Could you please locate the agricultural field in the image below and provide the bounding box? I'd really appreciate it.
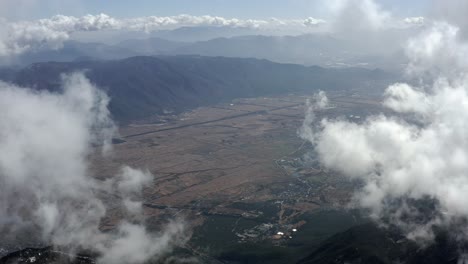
[90,91,385,262]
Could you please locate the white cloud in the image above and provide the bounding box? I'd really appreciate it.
[117,166,153,195]
[0,14,327,56]
[320,0,424,55]
[115,166,153,215]
[98,221,186,264]
[406,22,468,79]
[0,72,185,263]
[300,20,468,243]
[432,0,468,38]
[404,16,425,25]
[303,17,327,27]
[383,83,431,115]
[123,199,145,215]
[327,0,391,33]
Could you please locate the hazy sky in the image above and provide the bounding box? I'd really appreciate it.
[3,0,430,21]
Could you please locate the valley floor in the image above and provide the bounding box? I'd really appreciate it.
[87,90,385,263]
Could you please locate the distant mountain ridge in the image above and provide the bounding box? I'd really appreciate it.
[149,26,263,42]
[9,41,139,66]
[7,32,406,69]
[117,37,187,54]
[116,34,400,68]
[1,55,393,122]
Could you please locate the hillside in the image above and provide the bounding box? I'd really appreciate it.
[298,223,461,264]
[116,34,406,69]
[9,41,139,66]
[2,56,393,122]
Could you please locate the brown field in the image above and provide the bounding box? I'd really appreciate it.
[90,91,385,250]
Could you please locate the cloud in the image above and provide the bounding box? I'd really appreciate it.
[404,16,425,25]
[324,0,427,32]
[321,0,424,55]
[327,0,391,33]
[113,166,153,215]
[0,3,427,58]
[0,72,185,263]
[117,166,153,195]
[303,17,327,27]
[0,13,327,56]
[98,221,186,264]
[406,22,468,79]
[300,19,468,244]
[431,0,468,38]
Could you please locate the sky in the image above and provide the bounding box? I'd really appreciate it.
[2,0,430,21]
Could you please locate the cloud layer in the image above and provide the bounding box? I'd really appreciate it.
[300,18,468,243]
[432,0,468,38]
[0,4,428,58]
[0,13,327,56]
[327,0,391,33]
[0,73,185,263]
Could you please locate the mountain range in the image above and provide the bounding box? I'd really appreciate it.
[298,223,462,264]
[6,32,406,70]
[1,55,393,122]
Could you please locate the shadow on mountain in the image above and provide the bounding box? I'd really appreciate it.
[298,223,462,264]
